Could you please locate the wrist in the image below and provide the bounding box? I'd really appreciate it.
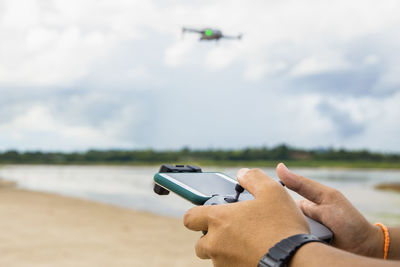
[289,242,326,267]
[364,224,384,258]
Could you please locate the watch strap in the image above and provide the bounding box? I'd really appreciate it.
[258,234,325,267]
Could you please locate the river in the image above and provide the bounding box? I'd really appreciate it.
[0,165,399,226]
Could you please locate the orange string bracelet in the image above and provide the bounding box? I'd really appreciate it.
[375,223,390,260]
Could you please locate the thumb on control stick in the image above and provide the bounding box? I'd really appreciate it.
[236,168,277,198]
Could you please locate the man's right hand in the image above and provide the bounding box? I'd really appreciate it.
[276,163,384,258]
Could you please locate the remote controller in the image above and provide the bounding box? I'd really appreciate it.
[204,184,332,243]
[153,164,333,243]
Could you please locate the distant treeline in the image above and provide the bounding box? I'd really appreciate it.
[0,145,399,167]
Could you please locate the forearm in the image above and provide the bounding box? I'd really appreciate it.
[291,242,399,267]
[388,227,400,260]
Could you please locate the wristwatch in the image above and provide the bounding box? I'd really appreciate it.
[258,234,325,267]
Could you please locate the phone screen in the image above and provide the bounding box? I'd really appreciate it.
[164,172,238,196]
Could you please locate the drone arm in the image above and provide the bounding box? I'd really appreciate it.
[182,27,204,34]
[222,34,243,40]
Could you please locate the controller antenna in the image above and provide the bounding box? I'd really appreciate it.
[234,184,245,202]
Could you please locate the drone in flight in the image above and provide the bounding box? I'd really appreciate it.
[182,27,242,41]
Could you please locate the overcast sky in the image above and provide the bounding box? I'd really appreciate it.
[0,0,400,152]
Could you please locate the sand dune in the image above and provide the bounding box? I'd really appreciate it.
[0,182,211,267]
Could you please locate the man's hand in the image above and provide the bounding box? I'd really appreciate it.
[183,168,310,267]
[276,163,384,258]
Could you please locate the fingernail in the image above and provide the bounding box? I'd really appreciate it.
[280,162,288,171]
[278,162,290,173]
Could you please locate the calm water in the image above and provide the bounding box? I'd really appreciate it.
[0,165,399,225]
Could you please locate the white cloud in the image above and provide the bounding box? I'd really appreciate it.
[364,55,380,65]
[1,0,400,151]
[204,48,234,71]
[290,55,350,77]
[0,25,115,86]
[0,0,156,86]
[1,0,400,85]
[330,92,400,151]
[164,37,197,67]
[0,105,134,151]
[244,63,269,81]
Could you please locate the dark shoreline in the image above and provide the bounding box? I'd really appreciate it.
[1,146,399,169]
[1,160,400,170]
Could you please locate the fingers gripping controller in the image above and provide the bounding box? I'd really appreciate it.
[204,181,333,243]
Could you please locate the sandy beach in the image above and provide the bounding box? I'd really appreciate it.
[0,180,211,267]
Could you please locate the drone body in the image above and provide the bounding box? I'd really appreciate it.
[182,27,242,41]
